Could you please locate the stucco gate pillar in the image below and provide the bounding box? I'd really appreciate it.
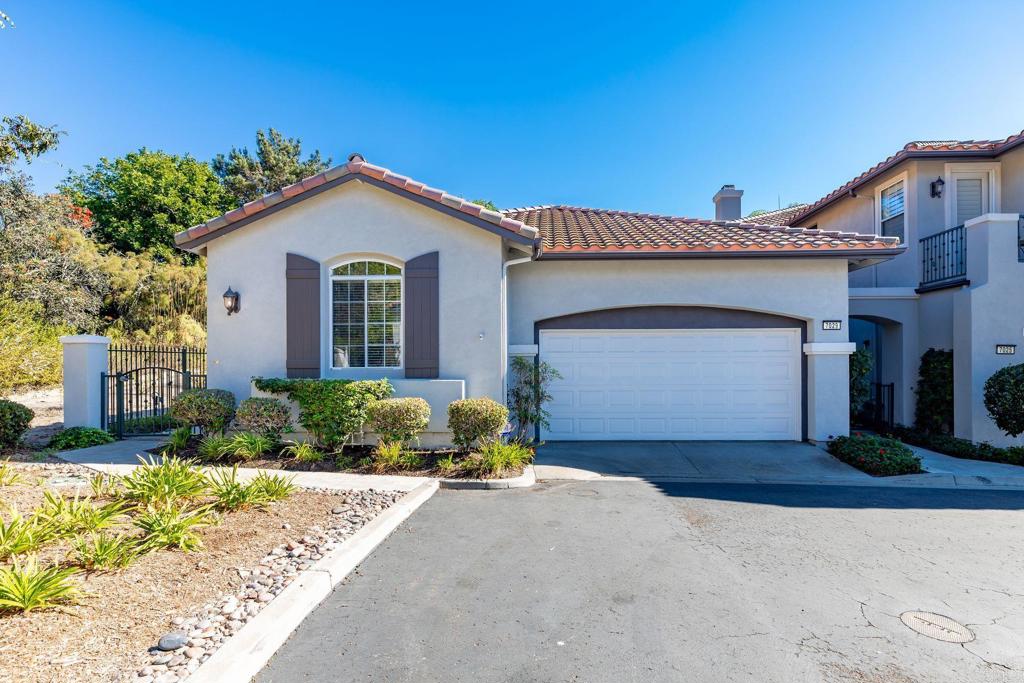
[60,335,111,429]
[803,342,856,443]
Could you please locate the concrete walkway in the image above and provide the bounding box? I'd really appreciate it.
[57,437,430,493]
[536,440,1024,490]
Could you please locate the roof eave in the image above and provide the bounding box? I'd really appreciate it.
[535,247,906,261]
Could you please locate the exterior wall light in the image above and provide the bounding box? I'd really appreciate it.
[930,176,945,198]
[223,287,240,316]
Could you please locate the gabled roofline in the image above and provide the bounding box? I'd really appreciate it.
[175,155,540,252]
[536,247,906,260]
[792,129,1024,224]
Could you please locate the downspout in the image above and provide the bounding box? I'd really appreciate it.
[500,253,534,405]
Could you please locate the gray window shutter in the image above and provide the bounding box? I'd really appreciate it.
[404,251,439,378]
[286,253,320,378]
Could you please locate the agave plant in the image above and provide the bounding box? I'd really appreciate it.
[206,465,270,512]
[34,490,128,536]
[0,556,80,612]
[0,510,55,560]
[248,471,296,502]
[119,456,208,508]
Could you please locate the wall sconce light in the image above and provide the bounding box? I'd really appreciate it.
[222,287,240,316]
[930,176,945,198]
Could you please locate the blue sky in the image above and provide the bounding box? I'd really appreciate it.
[4,0,1024,218]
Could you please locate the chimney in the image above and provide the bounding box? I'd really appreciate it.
[713,185,743,221]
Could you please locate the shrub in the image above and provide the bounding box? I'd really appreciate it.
[72,532,141,570]
[248,471,296,501]
[235,397,292,439]
[367,397,430,445]
[48,426,114,451]
[170,388,236,435]
[888,425,1024,467]
[0,557,80,612]
[119,455,208,508]
[0,460,22,486]
[849,347,873,418]
[984,363,1024,438]
[281,440,323,463]
[161,426,193,455]
[0,399,33,448]
[0,296,64,395]
[252,378,392,448]
[197,435,234,462]
[123,414,182,433]
[914,349,954,434]
[136,504,215,552]
[35,491,128,536]
[828,433,922,476]
[0,510,55,559]
[507,356,562,442]
[228,432,274,461]
[460,440,534,479]
[207,465,271,511]
[447,398,508,450]
[89,473,119,499]
[436,452,457,476]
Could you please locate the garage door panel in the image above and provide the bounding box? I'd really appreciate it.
[540,328,801,441]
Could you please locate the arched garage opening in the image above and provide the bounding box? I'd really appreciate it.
[534,306,808,441]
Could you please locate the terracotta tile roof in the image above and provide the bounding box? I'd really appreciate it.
[792,129,1024,224]
[175,154,539,248]
[502,205,900,255]
[742,204,809,226]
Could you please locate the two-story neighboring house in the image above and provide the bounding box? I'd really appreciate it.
[747,131,1024,446]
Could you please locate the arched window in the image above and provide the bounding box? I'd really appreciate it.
[330,260,402,368]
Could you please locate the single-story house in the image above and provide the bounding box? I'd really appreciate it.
[175,155,903,444]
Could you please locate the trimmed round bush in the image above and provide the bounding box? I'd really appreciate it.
[447,398,508,451]
[48,426,114,451]
[827,433,922,476]
[170,388,236,435]
[984,363,1024,438]
[235,397,291,439]
[0,399,33,448]
[367,397,431,445]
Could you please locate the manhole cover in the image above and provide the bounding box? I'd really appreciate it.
[900,611,975,643]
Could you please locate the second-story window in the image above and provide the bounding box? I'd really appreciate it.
[879,180,905,243]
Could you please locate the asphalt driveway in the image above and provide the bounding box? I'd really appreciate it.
[257,481,1024,683]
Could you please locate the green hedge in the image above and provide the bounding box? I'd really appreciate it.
[252,378,392,448]
[0,399,34,448]
[889,425,1024,467]
[914,349,954,434]
[984,363,1024,438]
[828,433,922,476]
[447,398,508,450]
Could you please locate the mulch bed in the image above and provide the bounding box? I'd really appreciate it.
[0,462,378,683]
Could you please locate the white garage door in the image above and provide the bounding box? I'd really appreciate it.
[540,329,802,441]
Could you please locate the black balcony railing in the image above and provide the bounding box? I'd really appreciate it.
[919,224,966,287]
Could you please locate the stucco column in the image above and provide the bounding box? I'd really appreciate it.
[803,342,856,443]
[60,335,111,429]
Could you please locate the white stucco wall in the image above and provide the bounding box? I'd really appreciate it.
[203,180,506,405]
[508,258,853,441]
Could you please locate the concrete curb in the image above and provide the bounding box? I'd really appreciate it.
[439,465,536,490]
[186,479,439,683]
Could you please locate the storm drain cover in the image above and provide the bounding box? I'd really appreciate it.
[900,611,975,643]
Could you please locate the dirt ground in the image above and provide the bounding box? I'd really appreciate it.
[5,387,64,447]
[0,463,345,683]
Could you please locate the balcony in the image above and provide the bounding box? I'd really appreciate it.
[919,225,966,290]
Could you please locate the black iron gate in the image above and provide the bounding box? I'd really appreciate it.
[101,345,207,437]
[859,382,895,432]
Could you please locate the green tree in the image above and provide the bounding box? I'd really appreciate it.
[0,115,63,170]
[472,199,499,212]
[62,149,232,255]
[212,128,330,206]
[848,347,872,418]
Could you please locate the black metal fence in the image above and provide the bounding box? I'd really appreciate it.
[101,345,207,438]
[919,225,966,287]
[859,382,895,432]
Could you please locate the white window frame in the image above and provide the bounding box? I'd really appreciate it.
[327,257,405,372]
[944,162,1001,229]
[873,171,909,242]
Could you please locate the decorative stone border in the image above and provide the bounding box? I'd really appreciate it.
[438,465,536,490]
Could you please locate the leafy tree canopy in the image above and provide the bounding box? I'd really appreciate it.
[62,148,232,256]
[0,115,63,170]
[472,199,499,212]
[212,128,330,206]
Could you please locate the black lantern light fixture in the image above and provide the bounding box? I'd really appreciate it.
[930,176,945,198]
[222,287,240,316]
